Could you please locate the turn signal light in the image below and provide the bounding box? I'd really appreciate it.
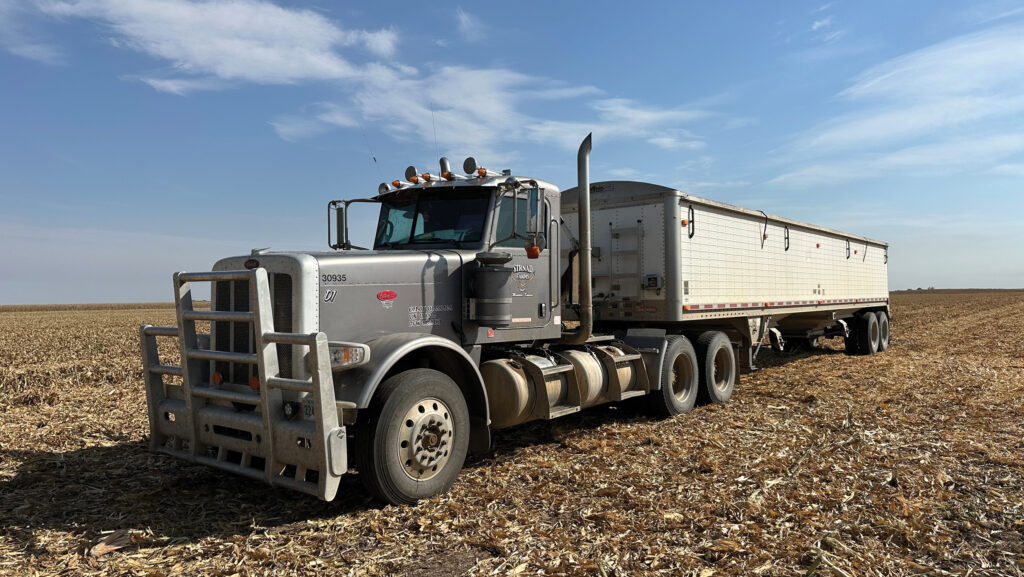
[212,371,223,385]
[328,342,371,370]
[249,376,260,390]
[526,245,541,259]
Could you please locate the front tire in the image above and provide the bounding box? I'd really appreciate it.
[354,369,470,505]
[648,335,699,416]
[695,331,736,404]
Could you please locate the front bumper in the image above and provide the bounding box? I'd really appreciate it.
[139,269,347,500]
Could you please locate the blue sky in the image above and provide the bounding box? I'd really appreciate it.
[2,0,1023,303]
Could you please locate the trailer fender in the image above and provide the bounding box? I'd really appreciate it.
[332,333,490,453]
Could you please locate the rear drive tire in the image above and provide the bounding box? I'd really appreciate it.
[695,331,736,404]
[857,312,880,355]
[648,336,699,416]
[876,311,890,352]
[354,369,470,505]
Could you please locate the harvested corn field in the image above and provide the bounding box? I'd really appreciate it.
[1,291,1023,576]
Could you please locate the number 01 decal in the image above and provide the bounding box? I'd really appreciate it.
[324,289,337,303]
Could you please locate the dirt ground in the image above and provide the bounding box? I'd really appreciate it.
[1,291,1022,576]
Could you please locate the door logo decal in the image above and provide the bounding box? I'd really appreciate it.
[512,264,535,296]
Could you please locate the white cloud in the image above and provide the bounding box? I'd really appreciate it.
[774,23,1024,186]
[811,16,831,31]
[525,99,710,151]
[139,76,228,94]
[19,0,726,158]
[0,0,64,64]
[455,7,483,43]
[36,0,396,89]
[989,162,1024,175]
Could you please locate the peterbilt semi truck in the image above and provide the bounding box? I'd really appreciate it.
[139,134,890,505]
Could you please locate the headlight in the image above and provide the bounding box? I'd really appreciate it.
[327,342,370,370]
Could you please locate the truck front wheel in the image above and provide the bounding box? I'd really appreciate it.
[354,368,470,505]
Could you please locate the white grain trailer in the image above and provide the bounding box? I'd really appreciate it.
[561,180,890,374]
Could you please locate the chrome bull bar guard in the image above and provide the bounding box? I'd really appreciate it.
[139,268,346,501]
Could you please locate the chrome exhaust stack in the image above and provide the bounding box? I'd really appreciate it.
[561,133,593,345]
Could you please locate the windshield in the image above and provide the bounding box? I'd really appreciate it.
[374,188,492,248]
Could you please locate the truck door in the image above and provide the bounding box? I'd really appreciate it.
[493,190,551,329]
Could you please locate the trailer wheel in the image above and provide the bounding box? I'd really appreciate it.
[856,312,880,355]
[876,311,890,352]
[648,336,699,416]
[695,331,736,404]
[354,369,470,505]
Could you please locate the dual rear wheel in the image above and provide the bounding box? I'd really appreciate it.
[845,310,890,355]
[649,331,736,416]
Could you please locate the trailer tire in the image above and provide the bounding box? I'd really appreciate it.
[856,312,880,355]
[876,311,890,352]
[695,331,735,404]
[648,336,699,416]
[354,368,470,505]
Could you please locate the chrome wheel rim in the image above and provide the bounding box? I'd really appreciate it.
[671,354,694,402]
[712,347,731,393]
[398,397,454,481]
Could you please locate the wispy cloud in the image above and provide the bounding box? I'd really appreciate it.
[18,0,730,158]
[35,0,396,90]
[0,0,64,64]
[772,23,1024,187]
[455,7,483,43]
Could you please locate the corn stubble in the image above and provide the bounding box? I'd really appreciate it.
[1,292,1023,576]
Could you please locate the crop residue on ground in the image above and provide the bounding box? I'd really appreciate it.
[1,291,1023,576]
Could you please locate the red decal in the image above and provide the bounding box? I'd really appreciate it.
[377,290,397,301]
[487,329,495,337]
[244,259,259,270]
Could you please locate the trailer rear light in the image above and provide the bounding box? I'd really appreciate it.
[249,376,260,390]
[328,342,371,370]
[212,371,223,385]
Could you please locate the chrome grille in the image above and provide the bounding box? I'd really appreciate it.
[213,273,294,381]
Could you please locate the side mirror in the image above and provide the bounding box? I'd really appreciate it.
[525,188,544,235]
[328,200,347,250]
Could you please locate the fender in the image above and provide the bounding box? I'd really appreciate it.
[332,332,491,452]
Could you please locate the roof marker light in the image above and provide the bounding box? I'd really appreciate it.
[421,172,433,182]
